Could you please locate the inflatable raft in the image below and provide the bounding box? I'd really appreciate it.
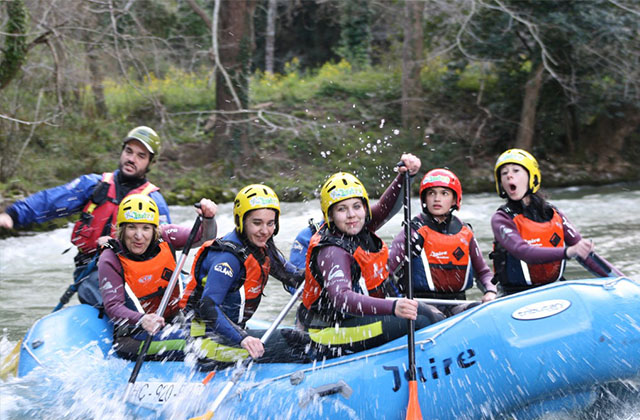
[16,277,640,419]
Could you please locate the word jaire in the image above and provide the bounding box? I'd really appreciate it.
[383,348,476,392]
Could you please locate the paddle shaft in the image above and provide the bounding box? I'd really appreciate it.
[193,282,305,419]
[123,214,202,401]
[576,251,620,278]
[401,165,423,420]
[389,297,480,306]
[52,254,98,312]
[402,168,418,382]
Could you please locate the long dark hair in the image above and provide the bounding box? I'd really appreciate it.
[507,190,555,222]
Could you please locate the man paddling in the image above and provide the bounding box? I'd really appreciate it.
[0,126,171,308]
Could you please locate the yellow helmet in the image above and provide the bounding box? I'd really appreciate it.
[233,184,280,235]
[117,194,159,227]
[320,172,371,226]
[494,148,541,197]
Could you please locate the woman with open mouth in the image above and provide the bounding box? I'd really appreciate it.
[489,148,623,295]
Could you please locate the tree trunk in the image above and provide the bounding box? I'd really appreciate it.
[265,0,277,74]
[515,63,544,151]
[401,0,424,137]
[214,0,257,163]
[0,0,28,91]
[81,8,108,118]
[579,105,640,169]
[563,103,578,155]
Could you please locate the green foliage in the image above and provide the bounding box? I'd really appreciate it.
[456,62,498,91]
[1,0,637,212]
[335,0,372,70]
[0,0,29,90]
[103,67,216,116]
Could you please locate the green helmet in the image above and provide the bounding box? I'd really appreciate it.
[123,126,161,158]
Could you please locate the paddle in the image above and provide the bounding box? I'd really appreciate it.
[189,281,305,420]
[400,163,423,420]
[52,254,98,312]
[576,251,620,278]
[0,338,22,379]
[122,212,202,402]
[389,297,480,306]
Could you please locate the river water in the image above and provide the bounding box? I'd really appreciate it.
[1,183,639,419]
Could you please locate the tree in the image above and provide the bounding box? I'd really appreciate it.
[401,0,424,135]
[335,0,372,69]
[455,0,639,157]
[0,0,29,91]
[265,0,277,73]
[187,0,258,167]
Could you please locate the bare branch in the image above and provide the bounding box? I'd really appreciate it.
[211,0,242,110]
[608,0,640,17]
[185,0,213,28]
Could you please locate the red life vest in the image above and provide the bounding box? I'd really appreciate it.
[71,172,159,254]
[511,210,565,285]
[302,225,389,317]
[117,241,178,319]
[179,239,271,326]
[414,221,474,293]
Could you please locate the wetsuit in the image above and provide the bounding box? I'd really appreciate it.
[98,223,204,361]
[491,198,622,295]
[389,212,496,317]
[184,230,306,369]
[297,173,441,358]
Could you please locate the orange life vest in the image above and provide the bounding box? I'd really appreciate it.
[302,225,390,318]
[492,206,566,288]
[511,210,565,285]
[117,241,178,319]
[71,172,159,254]
[413,220,474,293]
[179,239,271,326]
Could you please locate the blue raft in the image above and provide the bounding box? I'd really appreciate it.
[17,277,640,419]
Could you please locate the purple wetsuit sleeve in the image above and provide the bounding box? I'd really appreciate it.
[369,173,404,231]
[160,223,204,249]
[469,236,496,293]
[555,208,583,247]
[491,210,566,264]
[98,247,144,325]
[317,246,395,316]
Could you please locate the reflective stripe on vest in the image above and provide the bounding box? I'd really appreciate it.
[308,321,383,346]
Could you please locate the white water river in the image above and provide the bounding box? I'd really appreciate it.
[1,183,639,419]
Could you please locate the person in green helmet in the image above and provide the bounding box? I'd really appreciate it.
[0,126,172,309]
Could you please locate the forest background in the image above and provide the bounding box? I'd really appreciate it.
[1,0,639,233]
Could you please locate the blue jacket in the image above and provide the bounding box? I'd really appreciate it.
[198,230,301,344]
[5,169,170,230]
[289,225,315,270]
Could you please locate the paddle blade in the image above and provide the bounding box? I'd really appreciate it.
[188,410,214,420]
[0,338,21,380]
[405,380,423,420]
